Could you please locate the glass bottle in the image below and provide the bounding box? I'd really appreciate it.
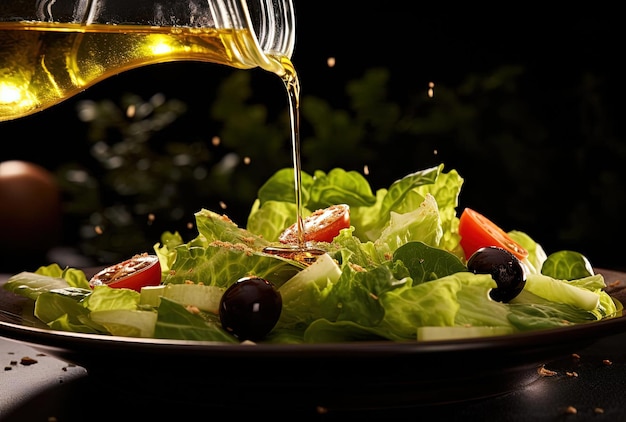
[0,0,295,121]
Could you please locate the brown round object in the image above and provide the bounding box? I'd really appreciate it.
[0,160,62,257]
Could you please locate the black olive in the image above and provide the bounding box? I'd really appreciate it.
[467,246,526,302]
[219,276,282,341]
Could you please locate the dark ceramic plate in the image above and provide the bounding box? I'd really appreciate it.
[1,269,625,411]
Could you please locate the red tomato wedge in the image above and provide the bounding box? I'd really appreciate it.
[458,208,529,261]
[89,253,161,292]
[279,204,350,244]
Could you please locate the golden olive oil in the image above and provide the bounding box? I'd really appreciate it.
[0,21,287,121]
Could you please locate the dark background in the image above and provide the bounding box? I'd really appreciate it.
[1,5,624,271]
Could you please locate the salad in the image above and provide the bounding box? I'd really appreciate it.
[3,164,621,343]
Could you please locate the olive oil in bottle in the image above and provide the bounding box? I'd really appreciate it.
[0,21,285,121]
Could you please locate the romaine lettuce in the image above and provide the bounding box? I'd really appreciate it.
[3,164,619,344]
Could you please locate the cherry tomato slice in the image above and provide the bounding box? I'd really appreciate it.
[279,204,350,244]
[89,253,161,292]
[458,208,529,261]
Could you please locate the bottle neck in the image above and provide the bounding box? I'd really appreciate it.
[243,0,295,59]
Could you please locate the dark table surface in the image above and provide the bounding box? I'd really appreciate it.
[2,332,626,421]
[2,271,626,421]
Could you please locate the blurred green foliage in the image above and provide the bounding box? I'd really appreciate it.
[56,65,624,269]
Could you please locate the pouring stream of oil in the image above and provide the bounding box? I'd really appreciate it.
[0,22,317,257]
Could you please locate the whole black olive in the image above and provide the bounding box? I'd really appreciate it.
[219,276,282,341]
[467,246,526,303]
